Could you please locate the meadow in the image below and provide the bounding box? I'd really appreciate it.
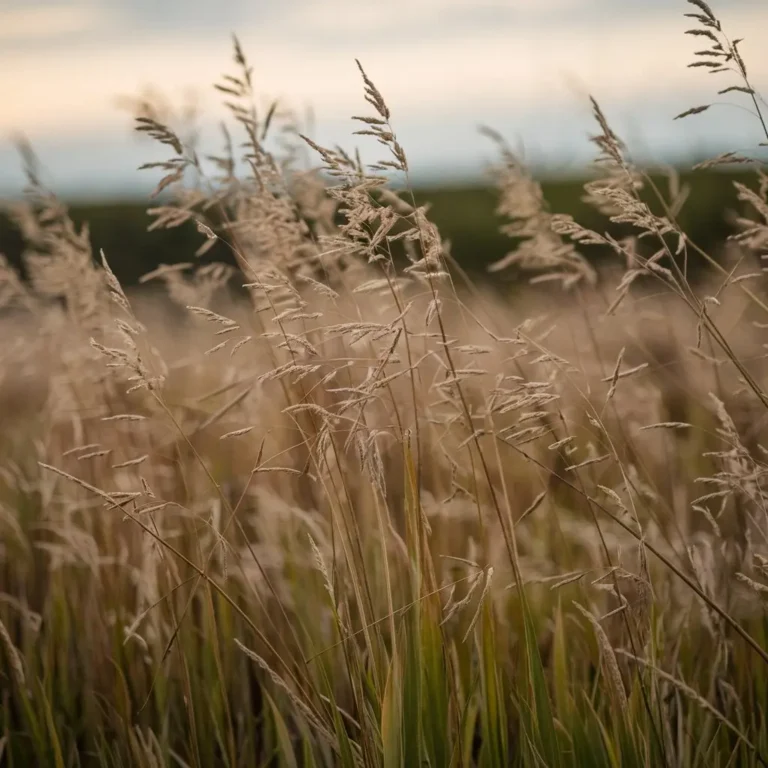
[2,2,768,765]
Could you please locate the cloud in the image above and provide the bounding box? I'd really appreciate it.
[0,4,109,43]
[2,0,766,195]
[274,0,589,36]
[0,2,766,150]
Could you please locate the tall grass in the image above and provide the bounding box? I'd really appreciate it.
[2,2,768,765]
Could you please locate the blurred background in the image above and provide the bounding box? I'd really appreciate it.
[1,0,767,280]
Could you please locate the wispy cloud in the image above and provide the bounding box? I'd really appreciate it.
[273,0,591,37]
[0,0,766,194]
[0,3,110,43]
[2,4,766,138]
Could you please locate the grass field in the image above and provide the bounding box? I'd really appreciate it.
[2,3,768,765]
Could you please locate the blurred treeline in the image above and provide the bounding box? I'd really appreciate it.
[0,169,756,287]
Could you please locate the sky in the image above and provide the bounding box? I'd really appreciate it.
[1,0,767,198]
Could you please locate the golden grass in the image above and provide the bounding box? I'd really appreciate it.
[1,3,768,764]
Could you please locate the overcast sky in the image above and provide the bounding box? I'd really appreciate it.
[1,0,767,198]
